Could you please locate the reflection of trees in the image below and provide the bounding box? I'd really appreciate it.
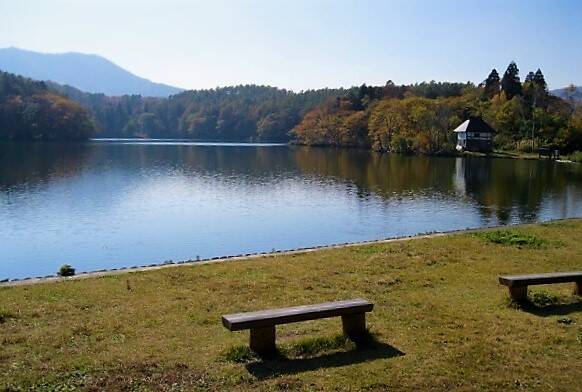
[88,144,299,183]
[0,142,94,191]
[459,158,582,224]
[0,142,301,193]
[294,147,582,224]
[2,142,581,225]
[293,147,455,198]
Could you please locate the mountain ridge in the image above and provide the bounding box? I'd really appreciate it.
[0,47,183,97]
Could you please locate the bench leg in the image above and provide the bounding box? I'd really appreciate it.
[509,286,528,302]
[342,313,367,341]
[575,281,582,296]
[249,326,276,354]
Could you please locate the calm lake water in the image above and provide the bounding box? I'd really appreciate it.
[1,140,582,280]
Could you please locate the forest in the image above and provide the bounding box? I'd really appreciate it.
[2,63,581,154]
[292,63,582,154]
[0,71,94,140]
[49,83,352,141]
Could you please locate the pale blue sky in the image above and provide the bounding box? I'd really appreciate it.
[1,0,580,90]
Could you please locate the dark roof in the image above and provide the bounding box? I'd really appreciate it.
[466,116,495,133]
[453,116,495,133]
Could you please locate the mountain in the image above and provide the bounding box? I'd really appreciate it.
[0,47,183,97]
[551,86,582,103]
[0,70,94,140]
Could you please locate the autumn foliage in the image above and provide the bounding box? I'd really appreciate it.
[292,64,582,154]
[0,71,94,140]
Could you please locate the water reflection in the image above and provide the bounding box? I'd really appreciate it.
[0,141,581,279]
[0,142,94,192]
[456,157,582,224]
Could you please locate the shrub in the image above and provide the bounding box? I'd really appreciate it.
[530,291,559,307]
[57,264,76,277]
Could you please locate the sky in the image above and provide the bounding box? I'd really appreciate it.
[0,0,581,91]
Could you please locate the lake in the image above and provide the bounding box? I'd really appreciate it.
[1,140,581,280]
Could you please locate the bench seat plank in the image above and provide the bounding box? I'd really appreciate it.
[499,271,582,287]
[222,298,373,331]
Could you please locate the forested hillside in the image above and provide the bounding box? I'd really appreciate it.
[292,63,582,154]
[0,71,94,140]
[50,83,352,141]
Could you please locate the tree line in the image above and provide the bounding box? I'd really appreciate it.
[50,80,480,144]
[50,83,353,141]
[293,63,582,154]
[2,64,581,154]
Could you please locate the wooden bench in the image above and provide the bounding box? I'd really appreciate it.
[222,298,373,353]
[499,272,582,302]
[538,147,560,160]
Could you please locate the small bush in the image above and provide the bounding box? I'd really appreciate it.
[474,230,547,248]
[57,264,76,277]
[530,291,559,307]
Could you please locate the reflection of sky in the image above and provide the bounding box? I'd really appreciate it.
[1,144,582,280]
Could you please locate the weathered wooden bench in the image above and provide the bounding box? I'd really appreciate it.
[499,271,582,302]
[221,298,373,353]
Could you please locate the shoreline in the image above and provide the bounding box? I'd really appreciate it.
[4,139,579,163]
[3,217,579,288]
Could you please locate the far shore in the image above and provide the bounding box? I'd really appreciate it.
[5,138,580,163]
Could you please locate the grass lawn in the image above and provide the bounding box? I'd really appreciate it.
[1,220,582,391]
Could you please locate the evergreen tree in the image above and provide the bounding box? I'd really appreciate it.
[501,61,522,99]
[525,71,535,83]
[358,84,369,100]
[533,69,547,91]
[483,69,501,99]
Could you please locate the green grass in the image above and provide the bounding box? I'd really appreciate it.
[1,220,582,391]
[529,290,560,307]
[473,229,549,248]
[221,345,258,363]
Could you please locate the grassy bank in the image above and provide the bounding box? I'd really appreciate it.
[1,220,582,391]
